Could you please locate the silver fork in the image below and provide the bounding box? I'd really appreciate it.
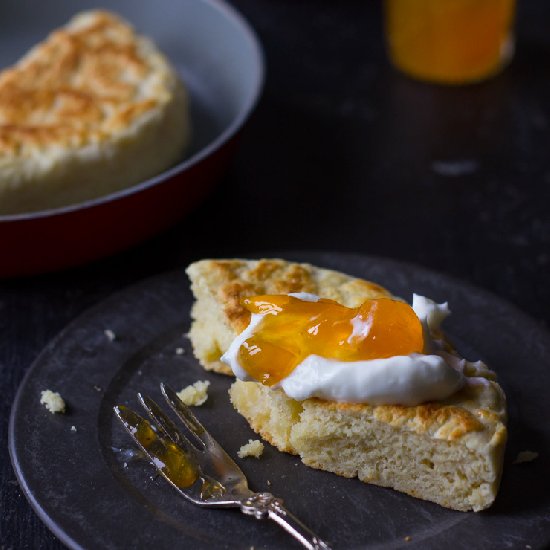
[114,382,331,550]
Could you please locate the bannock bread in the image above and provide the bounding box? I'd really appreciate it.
[186,258,507,511]
[0,10,190,214]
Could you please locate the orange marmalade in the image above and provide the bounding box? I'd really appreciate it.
[238,295,424,386]
[384,0,516,84]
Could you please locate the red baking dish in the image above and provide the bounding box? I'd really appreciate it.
[0,0,264,277]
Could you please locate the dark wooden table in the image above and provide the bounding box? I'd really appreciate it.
[2,1,550,548]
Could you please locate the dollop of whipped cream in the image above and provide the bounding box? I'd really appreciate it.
[221,293,466,406]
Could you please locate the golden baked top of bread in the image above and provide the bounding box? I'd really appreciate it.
[187,258,392,334]
[0,10,179,157]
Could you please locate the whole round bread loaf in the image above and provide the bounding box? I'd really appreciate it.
[0,10,190,214]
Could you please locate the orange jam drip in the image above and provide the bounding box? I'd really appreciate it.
[239,295,424,386]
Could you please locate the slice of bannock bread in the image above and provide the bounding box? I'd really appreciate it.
[187,258,507,511]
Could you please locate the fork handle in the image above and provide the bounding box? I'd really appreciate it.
[240,493,332,550]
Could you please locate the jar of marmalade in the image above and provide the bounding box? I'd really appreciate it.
[384,0,516,84]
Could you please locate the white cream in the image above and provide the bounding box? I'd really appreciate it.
[221,293,466,405]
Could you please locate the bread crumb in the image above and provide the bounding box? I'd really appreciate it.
[70,425,77,432]
[238,439,264,459]
[104,329,116,341]
[266,480,272,486]
[176,380,210,406]
[40,390,66,414]
[513,451,539,464]
[404,536,412,542]
[175,347,185,355]
[431,159,478,177]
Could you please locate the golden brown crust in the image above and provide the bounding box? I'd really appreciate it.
[312,398,484,441]
[191,258,391,335]
[0,10,178,156]
[373,402,484,440]
[212,259,319,333]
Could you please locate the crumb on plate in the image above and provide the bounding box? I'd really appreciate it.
[513,450,539,464]
[176,380,210,406]
[104,329,116,341]
[175,347,185,355]
[70,425,77,432]
[238,439,264,459]
[40,390,66,414]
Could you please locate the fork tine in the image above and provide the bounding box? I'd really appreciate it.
[113,405,201,495]
[161,383,250,489]
[138,393,204,454]
[161,383,210,444]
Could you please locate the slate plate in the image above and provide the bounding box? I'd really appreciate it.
[9,252,550,549]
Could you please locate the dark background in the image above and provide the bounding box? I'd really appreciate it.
[2,0,550,548]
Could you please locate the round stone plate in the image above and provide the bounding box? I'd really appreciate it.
[9,252,550,549]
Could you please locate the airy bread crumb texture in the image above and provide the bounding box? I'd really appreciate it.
[40,390,66,414]
[238,439,265,459]
[229,379,507,512]
[0,10,190,214]
[176,380,210,406]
